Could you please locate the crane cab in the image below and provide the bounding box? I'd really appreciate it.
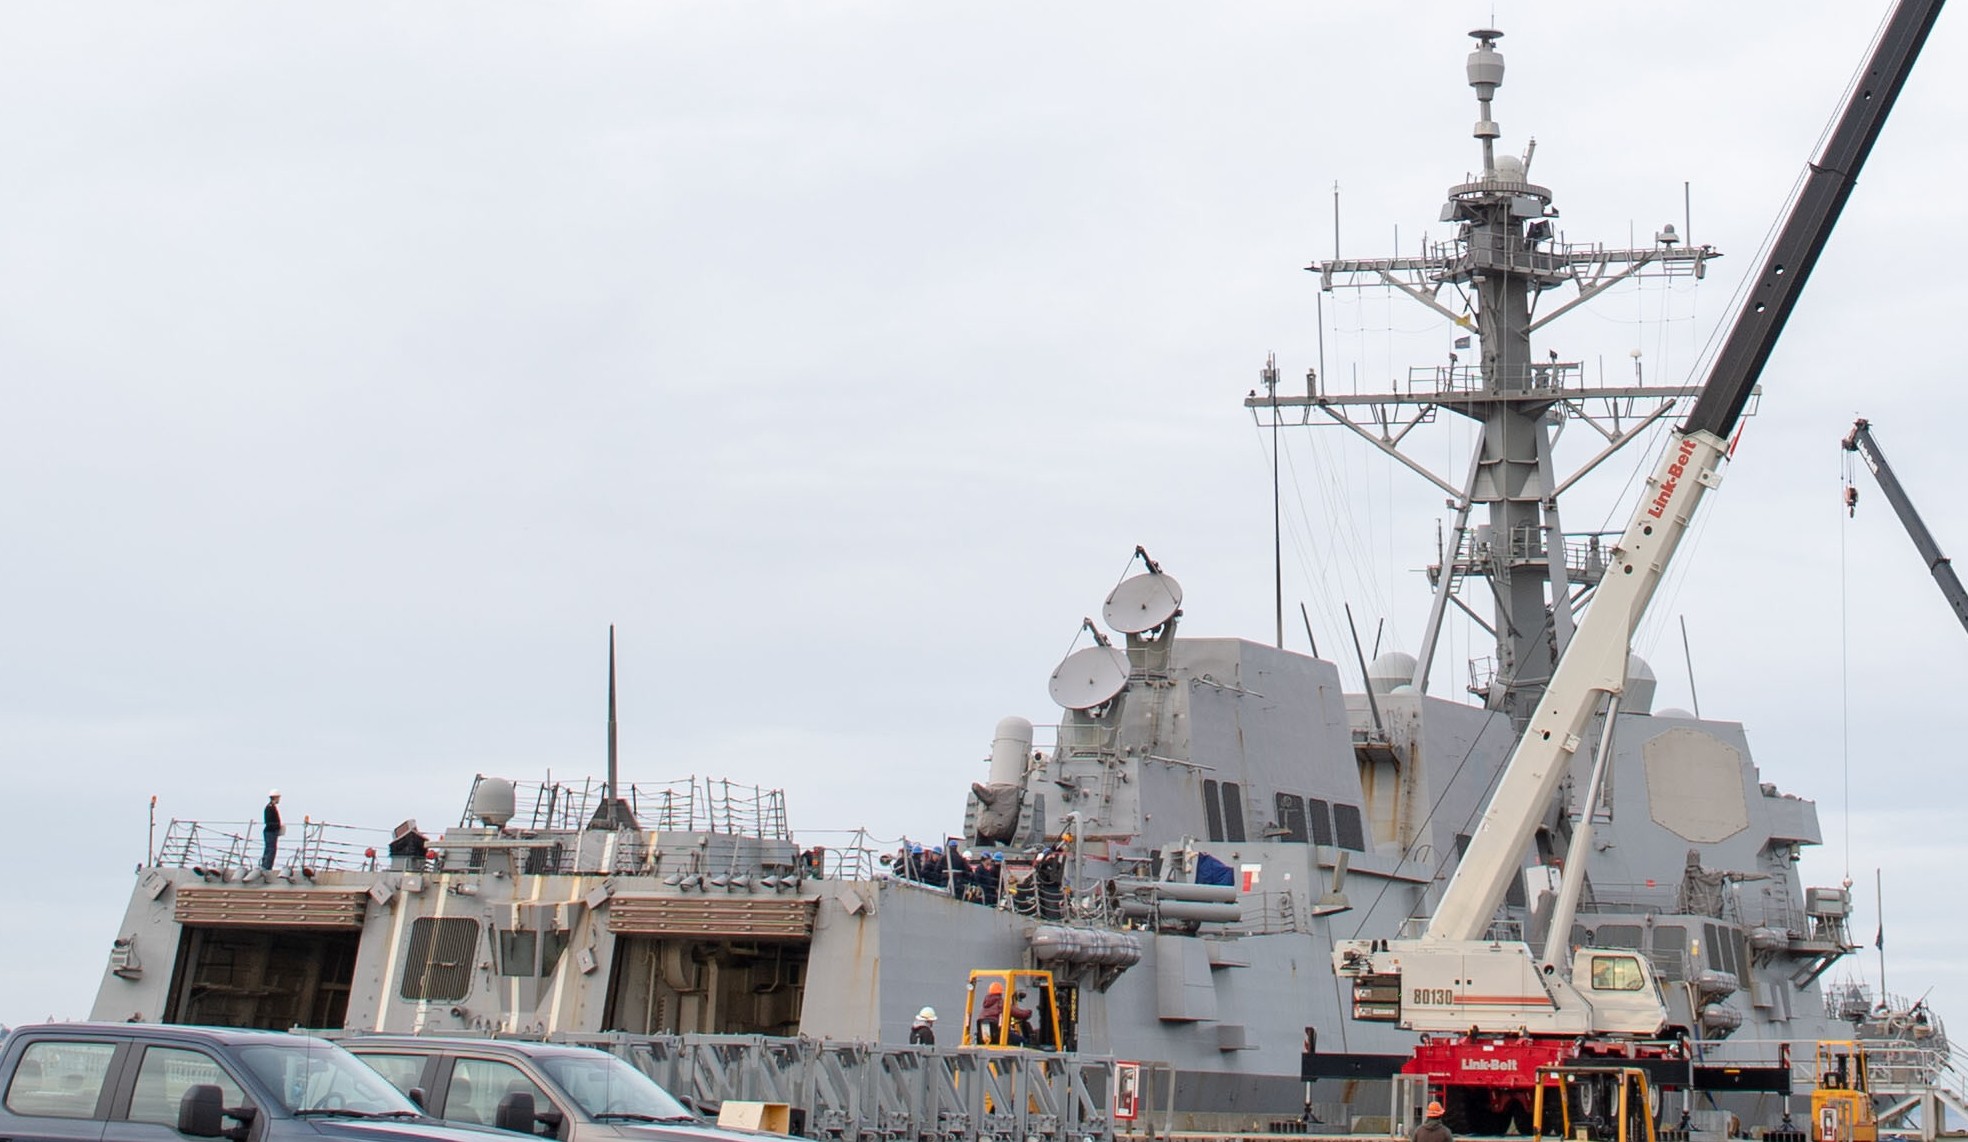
[1572,948,1672,1034]
[1809,1041,1878,1142]
[960,969,1075,1051]
[1532,1065,1658,1142]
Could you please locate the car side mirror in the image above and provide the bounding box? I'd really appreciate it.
[178,1085,254,1141]
[495,1091,538,1134]
[407,1087,428,1110]
[179,1084,225,1137]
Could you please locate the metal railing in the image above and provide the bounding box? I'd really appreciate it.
[1229,890,1301,936]
[462,775,792,839]
[153,818,387,874]
[1405,359,1579,398]
[1442,523,1618,580]
[1863,1037,1960,1091]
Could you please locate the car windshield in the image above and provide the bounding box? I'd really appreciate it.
[538,1052,695,1120]
[236,1041,425,1117]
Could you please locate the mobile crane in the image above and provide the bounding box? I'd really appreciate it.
[1332,0,1945,1132]
[1841,417,1968,634]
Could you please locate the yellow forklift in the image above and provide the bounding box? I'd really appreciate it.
[1531,1064,1659,1142]
[1810,1041,1878,1142]
[960,969,1077,1051]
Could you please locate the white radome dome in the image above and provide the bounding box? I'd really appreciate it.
[1625,654,1657,714]
[1366,651,1417,695]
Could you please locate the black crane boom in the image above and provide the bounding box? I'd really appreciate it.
[1683,2,1946,439]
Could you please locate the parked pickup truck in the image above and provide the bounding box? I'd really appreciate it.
[0,1022,492,1142]
[341,1038,772,1142]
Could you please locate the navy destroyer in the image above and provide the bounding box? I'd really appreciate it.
[91,5,1963,1139]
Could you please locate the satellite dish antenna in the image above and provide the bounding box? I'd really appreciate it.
[1103,572,1183,633]
[1048,646,1130,710]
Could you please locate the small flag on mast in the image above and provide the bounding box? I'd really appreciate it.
[1875,868,1885,951]
[1453,335,1472,349]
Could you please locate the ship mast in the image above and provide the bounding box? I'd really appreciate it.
[1252,30,1714,724]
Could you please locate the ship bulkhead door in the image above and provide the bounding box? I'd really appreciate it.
[602,936,809,1035]
[162,887,369,1029]
[164,925,361,1029]
[600,893,818,1034]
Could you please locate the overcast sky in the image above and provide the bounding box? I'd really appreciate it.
[2,2,1963,1035]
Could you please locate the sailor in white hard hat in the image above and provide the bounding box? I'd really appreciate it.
[261,789,284,871]
[909,1005,938,1046]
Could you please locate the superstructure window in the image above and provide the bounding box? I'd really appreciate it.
[1220,782,1246,843]
[541,929,569,975]
[1595,924,1643,949]
[1274,794,1308,843]
[1652,925,1688,982]
[1202,780,1224,842]
[1332,804,1366,852]
[1702,923,1749,979]
[1307,799,1334,846]
[1704,923,1734,975]
[401,917,479,1001]
[495,927,572,977]
[496,930,538,977]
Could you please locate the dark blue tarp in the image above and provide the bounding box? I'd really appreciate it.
[1195,853,1234,886]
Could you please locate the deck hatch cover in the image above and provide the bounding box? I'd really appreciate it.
[606,896,817,939]
[173,887,368,930]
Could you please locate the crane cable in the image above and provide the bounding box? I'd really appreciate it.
[1839,435,1855,883]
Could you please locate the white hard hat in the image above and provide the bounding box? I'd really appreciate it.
[268,789,281,798]
[916,1006,937,1022]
